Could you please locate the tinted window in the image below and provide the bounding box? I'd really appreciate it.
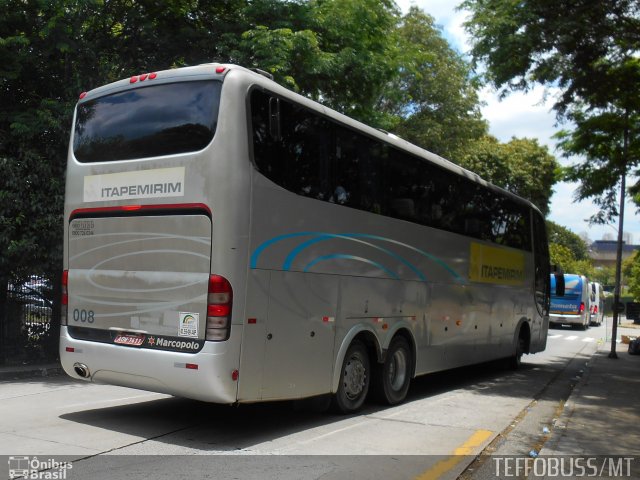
[251,92,331,200]
[250,89,531,251]
[74,80,221,162]
[533,212,550,315]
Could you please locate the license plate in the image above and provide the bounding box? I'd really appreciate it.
[114,333,145,346]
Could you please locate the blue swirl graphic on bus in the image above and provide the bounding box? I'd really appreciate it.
[284,234,425,281]
[250,232,462,282]
[303,254,400,279]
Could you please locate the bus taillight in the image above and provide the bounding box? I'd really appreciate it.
[61,270,69,325]
[206,274,232,341]
[579,302,585,314]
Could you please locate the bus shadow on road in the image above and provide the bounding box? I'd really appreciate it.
[57,354,584,454]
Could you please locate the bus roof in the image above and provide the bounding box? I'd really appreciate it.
[77,63,541,215]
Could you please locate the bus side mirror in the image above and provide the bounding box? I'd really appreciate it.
[268,97,281,141]
[552,265,565,296]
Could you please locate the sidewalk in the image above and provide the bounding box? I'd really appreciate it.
[0,361,62,381]
[540,316,640,456]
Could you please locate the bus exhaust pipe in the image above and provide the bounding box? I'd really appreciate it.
[73,363,90,378]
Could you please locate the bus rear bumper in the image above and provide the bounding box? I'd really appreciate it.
[59,326,238,404]
[549,314,586,326]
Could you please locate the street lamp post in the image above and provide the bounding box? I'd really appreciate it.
[609,121,630,359]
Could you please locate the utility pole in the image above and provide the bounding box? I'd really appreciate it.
[609,119,629,359]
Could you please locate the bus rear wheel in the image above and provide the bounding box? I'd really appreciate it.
[332,341,370,414]
[372,336,412,405]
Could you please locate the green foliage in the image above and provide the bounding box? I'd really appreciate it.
[556,63,640,222]
[462,0,640,222]
[390,8,488,158]
[546,221,589,261]
[591,266,615,287]
[457,136,559,215]
[549,243,594,278]
[625,252,640,301]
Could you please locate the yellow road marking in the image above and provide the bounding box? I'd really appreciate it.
[414,429,493,480]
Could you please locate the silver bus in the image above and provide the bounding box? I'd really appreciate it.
[60,64,551,413]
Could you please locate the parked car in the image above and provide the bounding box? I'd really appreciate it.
[7,276,53,316]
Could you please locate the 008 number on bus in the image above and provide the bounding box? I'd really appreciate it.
[72,309,95,323]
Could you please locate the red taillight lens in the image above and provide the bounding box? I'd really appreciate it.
[579,302,585,314]
[207,304,231,317]
[62,270,68,305]
[206,274,232,341]
[61,270,69,325]
[594,306,598,314]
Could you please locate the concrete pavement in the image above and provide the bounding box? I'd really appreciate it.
[540,317,640,457]
[1,317,639,479]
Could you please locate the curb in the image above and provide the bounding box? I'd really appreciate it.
[0,363,63,381]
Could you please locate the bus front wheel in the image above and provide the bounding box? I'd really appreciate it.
[372,336,412,405]
[332,341,370,414]
[510,330,527,370]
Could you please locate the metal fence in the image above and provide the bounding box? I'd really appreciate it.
[2,277,54,364]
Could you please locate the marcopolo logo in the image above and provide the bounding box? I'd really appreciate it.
[146,335,203,353]
[8,456,72,479]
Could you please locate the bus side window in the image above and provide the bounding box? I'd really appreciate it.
[282,101,330,200]
[251,90,286,184]
[533,212,551,314]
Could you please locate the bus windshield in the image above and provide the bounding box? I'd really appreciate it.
[73,80,222,162]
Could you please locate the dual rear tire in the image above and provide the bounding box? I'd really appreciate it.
[333,336,412,414]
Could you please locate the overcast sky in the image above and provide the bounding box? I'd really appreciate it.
[395,0,640,245]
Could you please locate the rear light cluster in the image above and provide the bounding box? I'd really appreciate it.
[61,270,69,325]
[579,302,585,314]
[206,275,232,341]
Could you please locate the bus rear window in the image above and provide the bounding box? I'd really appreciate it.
[73,80,221,162]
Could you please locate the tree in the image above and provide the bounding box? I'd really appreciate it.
[591,266,616,287]
[238,0,401,127]
[461,0,640,220]
[624,252,640,300]
[549,244,594,278]
[457,136,559,216]
[546,221,589,261]
[389,7,487,159]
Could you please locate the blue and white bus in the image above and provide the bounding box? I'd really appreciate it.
[60,64,552,413]
[550,274,589,329]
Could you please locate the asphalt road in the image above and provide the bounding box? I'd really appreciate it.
[0,323,607,480]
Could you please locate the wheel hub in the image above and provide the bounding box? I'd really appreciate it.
[344,356,366,400]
